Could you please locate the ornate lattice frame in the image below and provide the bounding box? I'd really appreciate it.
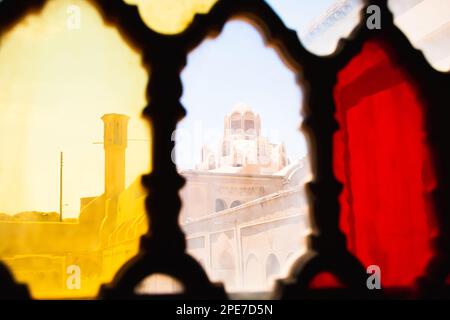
[0,0,449,300]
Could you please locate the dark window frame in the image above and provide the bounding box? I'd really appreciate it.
[0,0,449,300]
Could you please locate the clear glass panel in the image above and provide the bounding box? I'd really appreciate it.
[174,20,312,293]
[135,274,183,295]
[0,0,149,298]
[389,0,450,71]
[266,0,364,56]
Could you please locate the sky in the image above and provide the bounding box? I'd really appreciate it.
[266,0,338,34]
[0,0,149,217]
[176,0,337,169]
[0,0,338,216]
[177,20,304,168]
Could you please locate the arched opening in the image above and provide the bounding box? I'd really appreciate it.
[230,200,242,208]
[230,112,242,133]
[245,254,263,291]
[215,199,227,212]
[244,111,255,135]
[211,232,237,290]
[265,254,281,282]
[175,18,311,293]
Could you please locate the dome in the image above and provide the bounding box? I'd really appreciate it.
[231,103,253,114]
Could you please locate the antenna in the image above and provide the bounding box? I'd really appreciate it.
[92,138,148,145]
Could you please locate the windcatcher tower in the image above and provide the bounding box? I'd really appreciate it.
[99,114,129,244]
[102,114,129,199]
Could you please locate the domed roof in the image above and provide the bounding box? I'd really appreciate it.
[231,103,253,114]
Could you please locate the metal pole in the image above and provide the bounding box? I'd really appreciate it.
[60,151,63,222]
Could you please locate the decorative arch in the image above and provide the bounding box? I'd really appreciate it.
[230,200,242,208]
[243,111,255,134]
[215,199,227,212]
[245,253,263,290]
[230,112,242,132]
[265,253,281,281]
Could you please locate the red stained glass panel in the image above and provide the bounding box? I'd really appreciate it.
[333,39,437,288]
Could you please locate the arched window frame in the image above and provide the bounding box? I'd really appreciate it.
[215,199,227,212]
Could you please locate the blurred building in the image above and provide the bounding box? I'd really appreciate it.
[0,105,309,296]
[0,114,148,298]
[197,103,288,174]
[302,0,450,71]
[178,105,311,291]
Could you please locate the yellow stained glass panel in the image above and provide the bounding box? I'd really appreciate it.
[126,0,218,35]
